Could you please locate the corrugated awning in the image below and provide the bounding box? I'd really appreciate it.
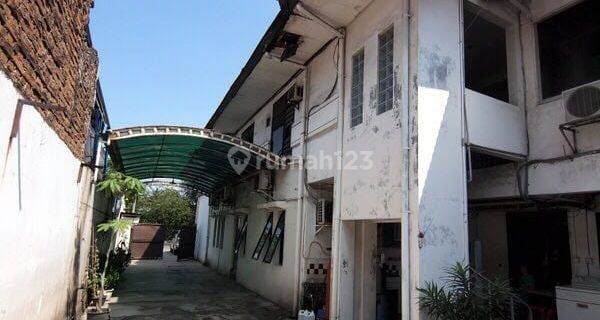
[107,126,286,194]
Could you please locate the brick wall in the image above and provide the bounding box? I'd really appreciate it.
[0,0,98,159]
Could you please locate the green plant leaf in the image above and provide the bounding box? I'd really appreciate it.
[97,219,132,234]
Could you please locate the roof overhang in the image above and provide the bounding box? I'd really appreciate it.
[107,125,286,195]
[206,0,373,132]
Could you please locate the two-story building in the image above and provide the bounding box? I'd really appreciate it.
[196,0,600,319]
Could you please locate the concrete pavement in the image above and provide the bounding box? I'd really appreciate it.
[108,249,292,320]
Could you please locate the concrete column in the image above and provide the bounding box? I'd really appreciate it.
[353,221,377,319]
[410,0,470,318]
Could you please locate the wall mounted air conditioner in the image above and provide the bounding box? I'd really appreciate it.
[562,80,600,123]
[315,199,333,225]
[287,85,304,104]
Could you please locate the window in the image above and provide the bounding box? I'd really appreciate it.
[241,123,254,143]
[350,50,365,127]
[83,105,106,164]
[378,27,394,114]
[263,212,285,265]
[538,0,600,99]
[218,216,225,248]
[464,7,509,102]
[252,214,274,260]
[212,217,218,247]
[212,216,225,249]
[271,87,296,156]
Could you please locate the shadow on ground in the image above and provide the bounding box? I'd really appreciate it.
[108,249,292,320]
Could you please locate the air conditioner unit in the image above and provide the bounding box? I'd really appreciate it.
[562,80,600,123]
[257,169,272,192]
[315,199,333,225]
[287,85,304,104]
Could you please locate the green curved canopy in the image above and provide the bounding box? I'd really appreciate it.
[107,126,285,194]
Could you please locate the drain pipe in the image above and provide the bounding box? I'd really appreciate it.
[330,28,346,320]
[294,67,310,312]
[400,0,412,319]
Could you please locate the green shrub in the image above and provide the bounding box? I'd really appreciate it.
[418,263,516,320]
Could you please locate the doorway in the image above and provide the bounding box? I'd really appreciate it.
[376,223,402,320]
[506,210,571,319]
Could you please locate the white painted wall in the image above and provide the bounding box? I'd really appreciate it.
[341,0,405,221]
[194,196,210,263]
[206,214,236,276]
[473,0,600,199]
[413,1,469,318]
[465,89,527,155]
[205,168,301,310]
[0,71,89,319]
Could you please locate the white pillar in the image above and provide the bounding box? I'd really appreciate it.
[410,0,470,318]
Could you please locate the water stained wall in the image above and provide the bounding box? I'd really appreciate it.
[341,0,406,221]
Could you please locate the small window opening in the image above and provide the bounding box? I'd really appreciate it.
[241,123,254,143]
[271,87,296,156]
[351,49,365,127]
[464,7,509,102]
[377,27,394,114]
[538,0,600,99]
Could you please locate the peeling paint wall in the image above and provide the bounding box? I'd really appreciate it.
[472,0,600,199]
[208,19,343,311]
[204,168,300,311]
[414,0,469,298]
[340,0,406,221]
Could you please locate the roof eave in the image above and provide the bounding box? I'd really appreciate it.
[205,0,299,129]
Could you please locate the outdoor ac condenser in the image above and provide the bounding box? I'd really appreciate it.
[287,84,304,104]
[562,79,600,123]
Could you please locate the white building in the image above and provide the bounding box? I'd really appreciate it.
[196,0,600,319]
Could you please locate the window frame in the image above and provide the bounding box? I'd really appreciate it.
[350,48,365,127]
[534,0,600,102]
[377,26,395,115]
[241,122,255,143]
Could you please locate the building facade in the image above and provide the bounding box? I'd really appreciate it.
[198,0,600,319]
[0,1,109,319]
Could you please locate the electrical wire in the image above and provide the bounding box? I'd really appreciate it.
[302,240,330,259]
[307,38,340,116]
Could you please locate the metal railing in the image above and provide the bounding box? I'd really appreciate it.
[470,268,533,320]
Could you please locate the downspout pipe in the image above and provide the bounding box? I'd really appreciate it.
[400,1,412,319]
[331,28,346,320]
[294,67,310,312]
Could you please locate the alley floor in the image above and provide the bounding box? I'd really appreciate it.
[108,249,292,320]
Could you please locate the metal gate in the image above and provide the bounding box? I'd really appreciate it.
[175,227,196,260]
[130,223,165,259]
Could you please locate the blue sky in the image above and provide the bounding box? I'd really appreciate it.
[90,1,279,128]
